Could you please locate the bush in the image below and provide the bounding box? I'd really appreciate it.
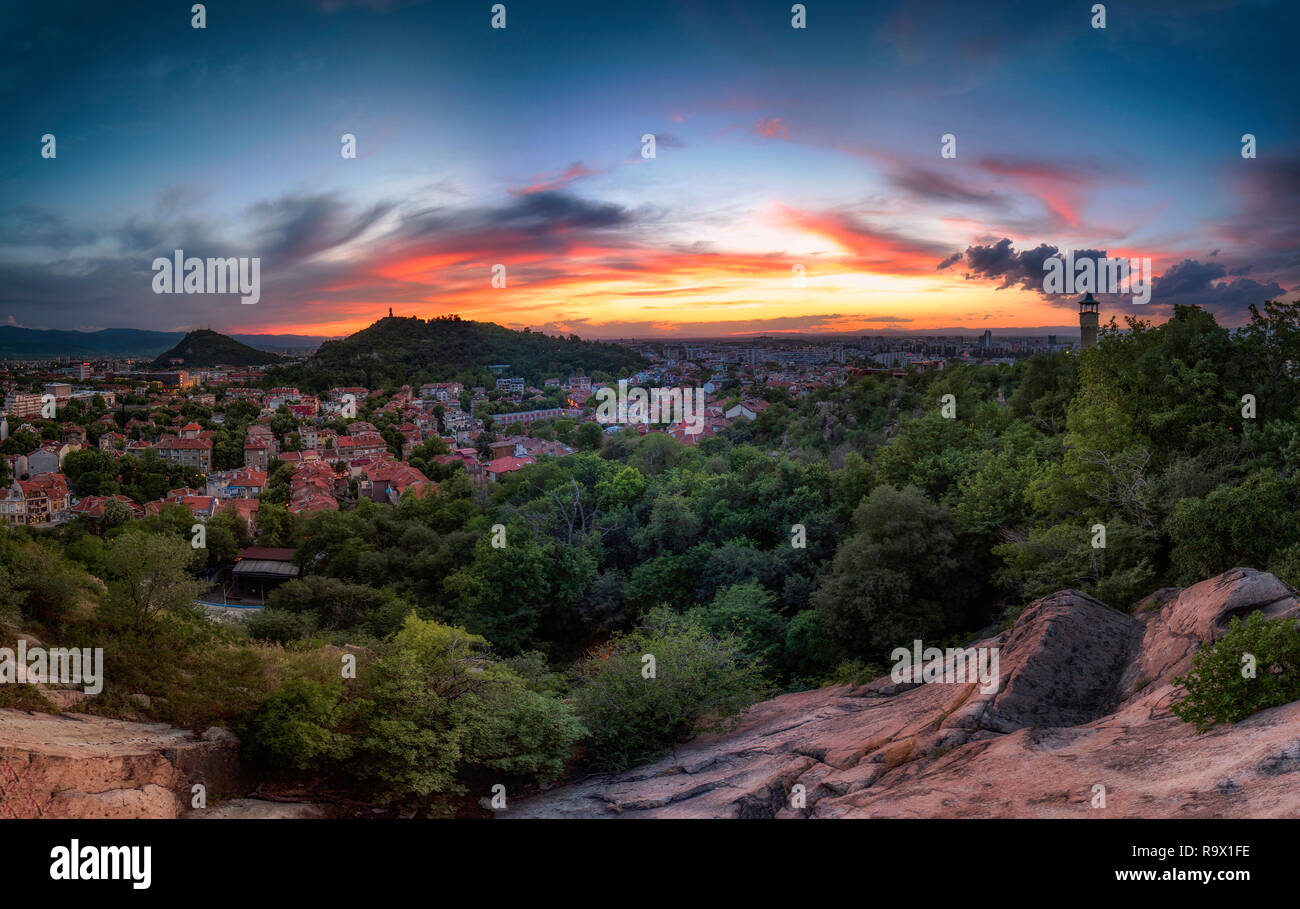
[1171,611,1300,732]
[66,605,282,731]
[0,537,97,636]
[266,575,412,637]
[244,677,353,770]
[687,581,787,670]
[242,616,586,811]
[244,608,319,644]
[823,659,885,687]
[571,607,771,771]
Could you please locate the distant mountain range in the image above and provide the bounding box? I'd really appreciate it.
[0,326,328,360]
[150,329,286,368]
[0,323,1088,361]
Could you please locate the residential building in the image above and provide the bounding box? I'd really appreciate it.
[484,455,535,482]
[244,438,273,470]
[4,393,45,419]
[157,436,214,473]
[1,474,71,525]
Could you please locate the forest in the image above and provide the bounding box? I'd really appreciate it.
[266,313,649,393]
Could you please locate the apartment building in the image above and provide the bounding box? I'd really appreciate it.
[156,436,214,473]
[4,392,46,419]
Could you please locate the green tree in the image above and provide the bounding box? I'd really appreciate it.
[1009,350,1077,434]
[1168,471,1300,584]
[574,421,604,451]
[812,485,971,659]
[688,580,787,669]
[100,498,134,531]
[443,533,596,655]
[256,503,295,547]
[203,509,252,566]
[784,609,839,678]
[101,532,204,634]
[594,465,645,511]
[571,607,770,771]
[265,575,411,636]
[270,405,299,442]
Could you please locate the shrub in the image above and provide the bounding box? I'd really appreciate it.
[244,608,319,644]
[1171,611,1300,732]
[242,615,586,810]
[244,677,353,770]
[571,607,771,771]
[823,659,885,687]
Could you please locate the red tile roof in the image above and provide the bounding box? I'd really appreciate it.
[485,455,535,475]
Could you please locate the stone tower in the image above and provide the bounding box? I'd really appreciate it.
[1079,292,1099,349]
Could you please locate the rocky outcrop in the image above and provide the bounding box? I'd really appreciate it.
[0,711,247,819]
[510,568,1300,818]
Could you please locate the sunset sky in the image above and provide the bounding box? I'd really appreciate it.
[2,0,1297,339]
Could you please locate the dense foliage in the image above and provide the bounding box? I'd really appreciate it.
[268,314,648,392]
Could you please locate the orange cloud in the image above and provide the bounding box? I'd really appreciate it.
[773,203,951,275]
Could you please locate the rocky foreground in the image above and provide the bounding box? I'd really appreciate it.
[0,711,242,818]
[510,568,1300,818]
[0,710,335,819]
[3,568,1298,818]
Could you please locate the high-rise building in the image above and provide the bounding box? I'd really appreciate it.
[1079,293,1099,348]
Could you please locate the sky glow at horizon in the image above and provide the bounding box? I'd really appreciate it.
[1,0,1296,339]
